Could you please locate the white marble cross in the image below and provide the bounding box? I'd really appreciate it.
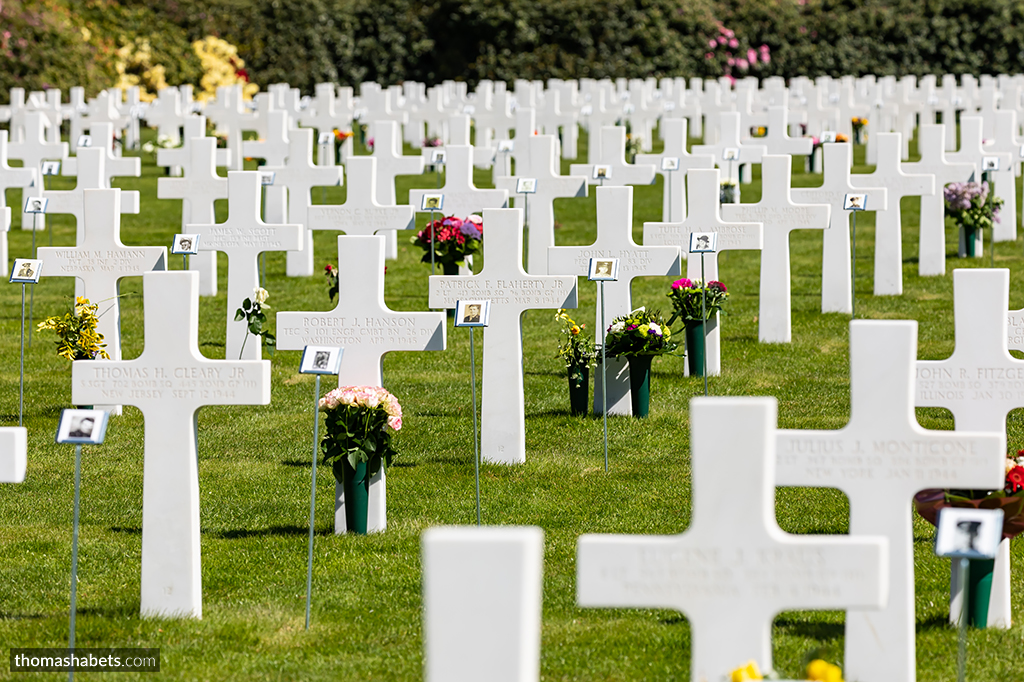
[157,137,226,297]
[0,428,27,483]
[755,106,813,157]
[495,134,587,275]
[902,124,975,276]
[241,109,289,166]
[278,235,446,533]
[8,112,67,231]
[549,186,679,414]
[40,147,140,243]
[422,526,543,682]
[579,396,889,682]
[261,128,343,277]
[410,146,508,219]
[71,270,270,619]
[790,143,888,314]
[778,320,1004,682]
[63,122,140,183]
[722,155,830,343]
[144,88,184,145]
[692,112,767,184]
[430,209,577,464]
[370,120,424,259]
[155,116,230,174]
[203,84,250,171]
[985,110,1021,242]
[850,132,934,296]
[38,188,166,386]
[644,168,763,374]
[635,117,714,222]
[188,171,303,360]
[947,117,1012,246]
[308,156,415,241]
[569,126,656,187]
[917,268,1024,433]
[0,131,36,271]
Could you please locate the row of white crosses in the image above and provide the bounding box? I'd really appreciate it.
[422,320,1006,682]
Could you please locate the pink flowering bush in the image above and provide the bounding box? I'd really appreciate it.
[411,214,483,269]
[667,278,730,324]
[944,181,1002,232]
[703,23,770,82]
[319,385,403,480]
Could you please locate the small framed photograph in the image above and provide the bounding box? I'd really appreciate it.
[455,300,490,327]
[171,233,200,255]
[587,257,619,281]
[934,507,1005,560]
[318,131,333,145]
[821,131,838,143]
[843,193,867,211]
[593,165,612,180]
[55,408,109,445]
[259,171,276,186]
[722,147,739,161]
[580,105,594,117]
[689,232,718,254]
[497,140,514,153]
[420,193,444,212]
[41,161,61,176]
[24,197,48,214]
[661,157,680,171]
[982,156,1000,172]
[10,258,42,284]
[463,105,476,115]
[664,101,677,112]
[76,134,92,148]
[430,149,446,164]
[299,345,344,375]
[622,103,636,115]
[516,178,537,194]
[952,96,963,108]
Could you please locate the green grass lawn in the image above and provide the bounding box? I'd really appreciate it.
[0,126,1022,681]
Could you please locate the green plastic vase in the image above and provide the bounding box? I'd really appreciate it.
[685,322,707,377]
[967,558,995,628]
[333,457,371,534]
[567,365,589,416]
[626,355,653,418]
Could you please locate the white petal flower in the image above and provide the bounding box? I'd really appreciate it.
[253,287,269,305]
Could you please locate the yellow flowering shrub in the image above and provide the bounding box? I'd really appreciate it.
[37,297,111,361]
[112,39,169,102]
[193,36,259,102]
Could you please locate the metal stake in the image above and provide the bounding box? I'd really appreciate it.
[957,556,968,682]
[429,208,437,276]
[305,374,321,630]
[600,281,609,472]
[19,284,26,426]
[851,210,857,319]
[700,254,708,396]
[68,443,83,682]
[470,328,481,525]
[29,212,36,348]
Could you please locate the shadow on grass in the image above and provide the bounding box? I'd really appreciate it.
[916,614,953,632]
[109,526,141,535]
[773,617,844,640]
[210,525,334,539]
[0,612,46,621]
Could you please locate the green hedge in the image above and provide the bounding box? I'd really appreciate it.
[5,0,1024,99]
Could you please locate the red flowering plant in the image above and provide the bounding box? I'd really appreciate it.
[914,451,1024,540]
[666,278,730,325]
[410,214,483,270]
[324,264,339,302]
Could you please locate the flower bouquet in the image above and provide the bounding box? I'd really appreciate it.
[554,310,596,416]
[851,116,868,144]
[667,278,729,376]
[604,307,677,417]
[411,214,483,274]
[720,178,738,204]
[944,181,1003,258]
[914,451,1024,626]
[38,297,111,361]
[319,386,403,534]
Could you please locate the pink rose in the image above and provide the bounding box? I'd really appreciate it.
[728,38,739,48]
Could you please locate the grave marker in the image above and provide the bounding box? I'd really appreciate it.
[430,209,577,464]
[635,117,714,222]
[850,133,934,296]
[790,143,887,314]
[549,186,680,414]
[0,131,36,273]
[644,168,763,374]
[0,428,28,483]
[422,526,543,682]
[578,396,888,682]
[410,146,508,219]
[157,137,226,297]
[722,155,830,343]
[8,112,67,232]
[187,172,303,360]
[307,157,414,239]
[63,122,140,183]
[778,320,1004,682]
[71,270,270,618]
[692,112,767,184]
[569,126,656,187]
[278,235,446,533]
